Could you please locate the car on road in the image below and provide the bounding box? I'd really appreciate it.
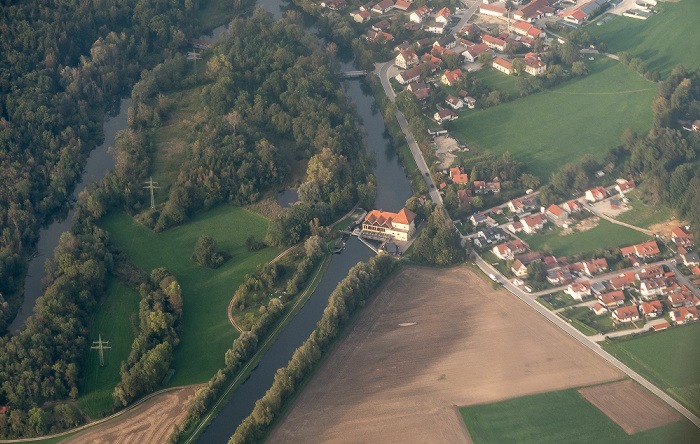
[512,278,523,286]
[489,274,498,281]
[425,172,429,176]
[430,184,434,188]
[523,285,532,293]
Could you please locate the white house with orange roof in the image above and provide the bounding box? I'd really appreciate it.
[492,57,512,75]
[612,305,640,323]
[395,48,418,69]
[441,69,463,86]
[639,301,663,318]
[671,226,694,248]
[565,281,591,301]
[449,166,469,184]
[410,5,430,23]
[545,204,568,225]
[524,53,547,76]
[562,200,583,214]
[361,208,417,242]
[585,186,607,202]
[435,7,450,23]
[482,35,507,52]
[615,179,635,196]
[670,306,699,325]
[493,239,528,260]
[621,240,660,259]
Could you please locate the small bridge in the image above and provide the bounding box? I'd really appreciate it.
[340,70,368,79]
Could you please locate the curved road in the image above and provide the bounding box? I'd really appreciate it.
[471,251,700,429]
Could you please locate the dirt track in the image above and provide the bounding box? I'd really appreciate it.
[62,387,195,444]
[579,379,681,434]
[268,266,624,443]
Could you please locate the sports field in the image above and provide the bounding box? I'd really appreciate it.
[520,218,649,258]
[452,57,656,179]
[459,384,699,444]
[588,1,700,78]
[79,282,141,418]
[602,323,700,417]
[100,205,281,387]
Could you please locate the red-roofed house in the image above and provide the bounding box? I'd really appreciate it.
[395,65,422,84]
[585,186,607,202]
[545,204,568,225]
[450,166,469,184]
[638,265,664,280]
[668,291,696,308]
[395,48,418,69]
[410,6,430,23]
[562,200,583,214]
[434,108,457,122]
[508,197,538,214]
[445,94,464,110]
[670,306,698,325]
[621,241,660,259]
[511,20,534,35]
[352,10,371,23]
[372,0,395,15]
[479,3,506,17]
[362,208,416,241]
[435,7,450,23]
[394,0,412,11]
[493,57,512,75]
[584,258,608,276]
[591,302,607,315]
[615,179,636,196]
[639,301,663,318]
[671,226,694,248]
[640,278,667,298]
[514,0,557,22]
[613,305,640,323]
[441,69,463,86]
[482,35,507,52]
[652,321,671,331]
[566,281,591,301]
[463,43,489,63]
[493,240,529,260]
[598,290,625,309]
[524,52,547,76]
[458,189,472,205]
[521,214,547,234]
[563,8,587,24]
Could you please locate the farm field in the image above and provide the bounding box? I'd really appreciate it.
[78,282,141,418]
[268,266,623,443]
[451,57,656,179]
[459,382,699,444]
[520,218,649,258]
[587,1,700,78]
[100,205,281,387]
[601,323,700,417]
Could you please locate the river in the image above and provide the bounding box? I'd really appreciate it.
[195,2,412,442]
[8,98,131,333]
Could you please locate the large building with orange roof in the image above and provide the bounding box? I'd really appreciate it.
[361,208,417,242]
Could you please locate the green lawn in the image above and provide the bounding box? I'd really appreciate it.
[100,205,281,387]
[78,281,141,418]
[587,1,700,78]
[521,218,649,258]
[615,189,673,229]
[473,67,520,99]
[459,385,700,444]
[452,57,656,179]
[602,323,700,417]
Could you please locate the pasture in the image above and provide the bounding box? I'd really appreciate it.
[473,67,520,98]
[587,1,700,78]
[459,384,699,444]
[101,205,281,387]
[451,57,656,179]
[602,323,700,417]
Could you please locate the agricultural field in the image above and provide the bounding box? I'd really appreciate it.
[100,205,281,387]
[79,282,141,418]
[601,323,700,417]
[587,1,700,78]
[269,266,623,443]
[459,383,699,444]
[520,218,649,258]
[451,57,656,179]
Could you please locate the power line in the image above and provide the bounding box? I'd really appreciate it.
[144,177,160,209]
[90,334,111,367]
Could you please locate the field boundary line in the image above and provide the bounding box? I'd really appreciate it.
[552,88,655,95]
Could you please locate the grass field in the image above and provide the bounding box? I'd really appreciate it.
[587,1,700,78]
[520,218,649,258]
[459,386,700,444]
[615,190,673,229]
[100,205,281,387]
[602,323,700,417]
[78,281,141,418]
[473,67,520,99]
[451,57,656,179]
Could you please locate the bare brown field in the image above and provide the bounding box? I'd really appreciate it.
[62,387,195,444]
[579,379,681,434]
[268,266,624,443]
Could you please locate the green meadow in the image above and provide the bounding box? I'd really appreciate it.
[460,386,700,444]
[473,67,520,98]
[602,323,700,417]
[452,57,656,179]
[100,205,281,388]
[587,1,700,78]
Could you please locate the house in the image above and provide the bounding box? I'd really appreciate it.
[514,0,558,22]
[408,81,430,100]
[598,290,625,309]
[394,0,411,11]
[652,321,671,331]
[427,21,446,34]
[360,1,375,11]
[515,251,545,266]
[607,274,632,291]
[450,166,469,184]
[326,0,347,10]
[474,179,501,193]
[421,54,442,72]
[640,278,667,298]
[474,226,508,246]
[394,40,411,52]
[562,0,609,25]
[464,96,476,109]
[441,69,463,86]
[511,259,528,277]
[492,57,512,75]
[395,65,422,84]
[545,204,568,225]
[639,301,663,318]
[410,5,430,23]
[521,214,547,234]
[615,179,636,196]
[668,291,696,308]
[462,43,489,63]
[547,267,573,285]
[445,94,464,110]
[371,0,395,15]
[470,212,488,226]
[395,48,418,69]
[671,226,694,248]
[511,20,535,36]
[352,10,371,22]
[366,30,394,43]
[566,281,591,301]
[508,197,538,214]
[524,52,547,75]
[432,45,459,59]
[372,19,391,31]
[621,240,660,259]
[670,306,699,325]
[585,186,607,202]
[562,200,583,214]
[583,258,608,276]
[434,108,457,122]
[361,208,416,242]
[458,189,472,204]
[493,240,529,260]
[482,35,507,52]
[682,252,700,267]
[479,3,506,17]
[435,7,450,23]
[612,305,640,323]
[591,302,607,315]
[638,265,663,280]
[435,35,457,50]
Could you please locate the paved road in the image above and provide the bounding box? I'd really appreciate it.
[452,0,480,35]
[471,251,700,429]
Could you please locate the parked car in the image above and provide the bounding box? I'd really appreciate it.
[523,285,532,293]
